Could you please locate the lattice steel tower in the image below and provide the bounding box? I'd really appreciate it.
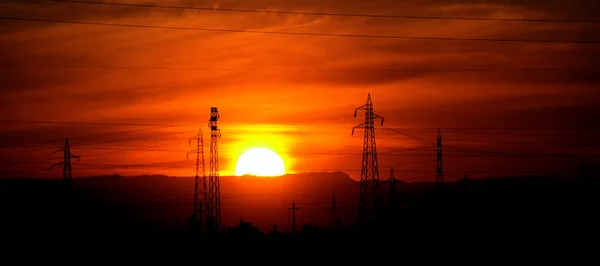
[352,93,384,224]
[206,107,222,232]
[436,129,444,184]
[187,127,206,231]
[51,138,80,182]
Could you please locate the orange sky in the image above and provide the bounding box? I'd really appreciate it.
[1,0,599,181]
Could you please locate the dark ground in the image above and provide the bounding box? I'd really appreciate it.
[1,175,598,250]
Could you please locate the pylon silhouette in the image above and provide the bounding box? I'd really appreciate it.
[51,138,80,183]
[436,129,444,185]
[187,127,206,233]
[352,93,384,225]
[206,107,222,232]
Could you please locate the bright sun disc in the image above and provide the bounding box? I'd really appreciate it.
[235,148,285,177]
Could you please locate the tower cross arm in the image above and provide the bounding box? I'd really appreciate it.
[189,132,200,142]
[354,104,369,115]
[373,113,384,126]
[70,154,81,164]
[352,123,366,135]
[186,149,198,159]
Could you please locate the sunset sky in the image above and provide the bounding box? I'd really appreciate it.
[1,0,598,181]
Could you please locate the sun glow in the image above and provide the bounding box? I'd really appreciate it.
[235,148,285,177]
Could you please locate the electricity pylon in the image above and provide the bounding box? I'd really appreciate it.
[187,127,206,233]
[51,138,80,182]
[436,129,444,185]
[352,93,384,225]
[206,107,222,232]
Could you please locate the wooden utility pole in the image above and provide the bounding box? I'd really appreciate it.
[290,202,299,233]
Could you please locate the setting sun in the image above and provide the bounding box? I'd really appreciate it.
[235,148,285,177]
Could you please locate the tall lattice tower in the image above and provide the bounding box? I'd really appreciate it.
[206,107,222,232]
[187,127,206,231]
[436,129,444,185]
[352,93,384,224]
[51,138,80,182]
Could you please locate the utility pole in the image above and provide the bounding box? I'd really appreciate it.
[187,127,206,232]
[436,129,444,186]
[51,138,80,183]
[389,167,396,206]
[290,202,299,234]
[352,93,384,225]
[207,107,222,232]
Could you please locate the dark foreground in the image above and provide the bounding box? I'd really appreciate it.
[1,176,599,249]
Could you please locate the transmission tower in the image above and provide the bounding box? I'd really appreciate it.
[187,127,206,232]
[51,138,80,182]
[352,93,384,224]
[436,129,444,185]
[206,107,222,232]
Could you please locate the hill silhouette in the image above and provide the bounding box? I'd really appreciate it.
[0,172,358,236]
[1,172,598,246]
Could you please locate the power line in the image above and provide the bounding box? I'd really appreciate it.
[68,126,173,140]
[0,131,194,151]
[0,119,186,127]
[1,63,598,72]
[0,127,177,159]
[396,127,600,131]
[1,16,599,44]
[381,127,428,141]
[0,145,185,152]
[0,132,190,159]
[51,0,600,24]
[4,120,600,131]
[1,136,594,151]
[2,144,430,154]
[1,160,579,173]
[70,131,190,146]
[382,129,599,138]
[76,143,186,158]
[444,160,548,176]
[0,119,327,130]
[2,120,598,147]
[12,126,176,147]
[383,153,600,158]
[4,151,596,165]
[436,130,591,138]
[401,138,590,145]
